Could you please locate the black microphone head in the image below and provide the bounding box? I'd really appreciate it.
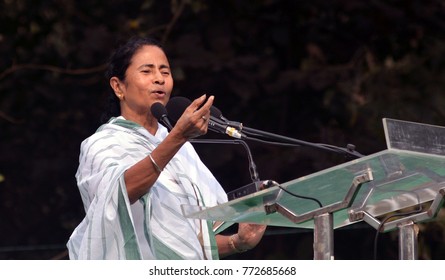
[151,102,168,121]
[165,96,191,122]
[210,105,223,119]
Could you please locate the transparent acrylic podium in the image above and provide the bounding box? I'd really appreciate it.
[182,119,445,259]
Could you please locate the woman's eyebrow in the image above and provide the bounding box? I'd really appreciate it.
[137,63,170,70]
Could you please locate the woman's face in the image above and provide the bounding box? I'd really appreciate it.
[115,45,174,119]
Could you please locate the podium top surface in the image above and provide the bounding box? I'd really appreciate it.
[182,119,445,229]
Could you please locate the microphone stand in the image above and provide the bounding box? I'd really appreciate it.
[242,126,364,159]
[189,138,262,233]
[190,138,260,183]
[209,110,364,159]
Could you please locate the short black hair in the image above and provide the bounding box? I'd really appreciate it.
[105,36,164,81]
[101,36,165,123]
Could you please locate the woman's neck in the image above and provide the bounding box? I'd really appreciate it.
[121,111,158,135]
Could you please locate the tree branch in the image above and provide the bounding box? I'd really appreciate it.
[0,110,24,124]
[161,0,188,44]
[0,63,107,81]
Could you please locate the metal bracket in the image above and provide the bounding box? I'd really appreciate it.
[348,187,445,232]
[264,168,373,224]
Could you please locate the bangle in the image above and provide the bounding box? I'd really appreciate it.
[229,234,247,253]
[149,153,163,173]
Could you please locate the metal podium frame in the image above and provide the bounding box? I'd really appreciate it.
[263,169,373,259]
[181,118,445,259]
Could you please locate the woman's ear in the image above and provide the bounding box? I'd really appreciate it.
[110,77,124,100]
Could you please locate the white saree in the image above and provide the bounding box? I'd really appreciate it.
[67,117,228,260]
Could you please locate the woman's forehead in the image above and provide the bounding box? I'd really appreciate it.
[131,45,169,64]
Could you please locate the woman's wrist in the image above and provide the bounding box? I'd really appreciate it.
[228,234,248,253]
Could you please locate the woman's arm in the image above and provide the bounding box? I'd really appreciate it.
[217,223,267,258]
[125,95,213,203]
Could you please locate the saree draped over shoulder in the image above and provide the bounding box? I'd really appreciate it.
[67,117,227,260]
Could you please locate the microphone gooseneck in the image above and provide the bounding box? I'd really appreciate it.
[212,110,363,159]
[191,138,260,183]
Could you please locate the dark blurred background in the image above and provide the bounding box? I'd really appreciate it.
[1,0,445,260]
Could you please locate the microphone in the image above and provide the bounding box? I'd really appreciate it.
[165,96,189,124]
[166,96,245,139]
[151,102,173,130]
[166,97,286,202]
[210,105,243,131]
[208,118,245,139]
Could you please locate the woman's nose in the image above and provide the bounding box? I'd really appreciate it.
[153,70,165,84]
